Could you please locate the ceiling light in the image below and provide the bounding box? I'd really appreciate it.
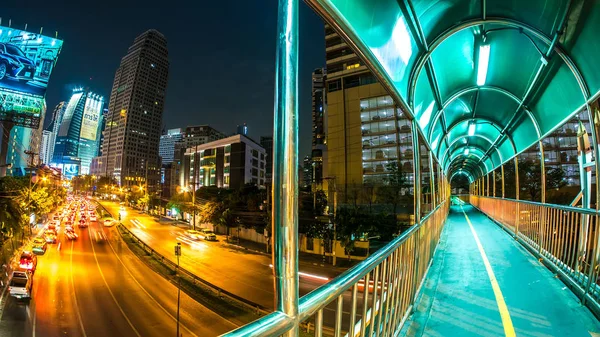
[468,121,476,136]
[464,148,470,155]
[477,44,490,86]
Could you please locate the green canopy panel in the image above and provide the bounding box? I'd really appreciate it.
[307,0,600,180]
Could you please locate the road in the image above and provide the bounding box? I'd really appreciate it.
[0,204,236,337]
[99,201,366,330]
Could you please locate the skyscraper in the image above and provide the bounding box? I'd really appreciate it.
[95,30,169,188]
[39,129,53,164]
[47,101,66,163]
[51,88,104,176]
[159,128,184,165]
[311,68,326,187]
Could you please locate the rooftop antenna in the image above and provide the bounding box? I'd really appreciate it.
[39,27,43,35]
[0,18,3,26]
[24,23,27,31]
[8,19,11,28]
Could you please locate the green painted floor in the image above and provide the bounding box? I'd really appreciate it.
[402,205,600,337]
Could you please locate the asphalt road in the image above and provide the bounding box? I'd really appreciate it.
[0,204,236,337]
[99,201,366,331]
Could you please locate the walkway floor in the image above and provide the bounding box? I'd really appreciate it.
[403,205,600,337]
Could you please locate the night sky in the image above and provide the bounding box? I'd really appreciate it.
[1,1,325,157]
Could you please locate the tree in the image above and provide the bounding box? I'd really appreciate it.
[377,161,408,214]
[501,160,565,201]
[218,208,241,240]
[198,201,223,228]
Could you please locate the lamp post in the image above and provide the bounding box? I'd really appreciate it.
[174,242,182,337]
[323,176,337,266]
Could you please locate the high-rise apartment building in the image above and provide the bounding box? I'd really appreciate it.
[39,129,53,164]
[159,128,184,165]
[95,30,169,188]
[311,68,326,187]
[46,101,66,164]
[323,24,417,202]
[260,136,273,184]
[51,88,104,176]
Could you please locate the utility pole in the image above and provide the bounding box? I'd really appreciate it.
[174,242,182,337]
[24,150,38,168]
[323,176,337,266]
[192,144,198,230]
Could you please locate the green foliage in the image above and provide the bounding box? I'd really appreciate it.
[499,160,566,201]
[376,161,409,214]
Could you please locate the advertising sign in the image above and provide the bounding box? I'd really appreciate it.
[79,95,103,141]
[0,26,63,127]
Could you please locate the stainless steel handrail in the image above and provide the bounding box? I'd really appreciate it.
[222,200,449,336]
[298,202,444,321]
[471,195,600,318]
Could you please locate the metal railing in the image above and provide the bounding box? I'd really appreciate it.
[222,201,449,337]
[471,195,600,317]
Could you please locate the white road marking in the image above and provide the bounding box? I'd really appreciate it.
[106,233,206,336]
[88,227,142,337]
[70,240,87,337]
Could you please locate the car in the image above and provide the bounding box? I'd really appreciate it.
[44,230,57,243]
[31,238,47,255]
[184,230,202,240]
[19,252,37,272]
[8,271,32,299]
[0,43,35,82]
[78,219,88,228]
[103,219,114,227]
[65,228,78,240]
[200,228,217,241]
[90,215,97,222]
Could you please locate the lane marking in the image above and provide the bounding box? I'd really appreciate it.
[461,206,516,337]
[70,240,88,337]
[88,227,142,337]
[105,232,206,335]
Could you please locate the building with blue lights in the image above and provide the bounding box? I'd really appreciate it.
[51,88,104,177]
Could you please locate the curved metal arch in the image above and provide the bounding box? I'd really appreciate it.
[446,154,486,177]
[450,166,479,180]
[441,134,502,168]
[408,17,590,113]
[450,170,473,184]
[448,159,481,175]
[447,144,489,167]
[436,116,518,160]
[444,145,489,172]
[427,85,544,142]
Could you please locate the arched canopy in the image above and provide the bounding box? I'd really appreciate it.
[306,0,600,180]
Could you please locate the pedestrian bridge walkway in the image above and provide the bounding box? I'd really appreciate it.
[404,205,600,337]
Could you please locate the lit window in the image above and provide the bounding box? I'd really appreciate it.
[346,63,360,70]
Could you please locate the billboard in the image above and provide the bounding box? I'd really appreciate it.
[0,26,63,127]
[79,94,103,141]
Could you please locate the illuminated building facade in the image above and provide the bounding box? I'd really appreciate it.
[51,88,104,176]
[182,134,266,190]
[95,30,169,188]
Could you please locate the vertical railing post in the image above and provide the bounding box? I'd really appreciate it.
[429,151,436,209]
[501,164,505,198]
[539,141,546,203]
[492,170,496,197]
[514,156,520,237]
[273,0,299,334]
[412,120,421,224]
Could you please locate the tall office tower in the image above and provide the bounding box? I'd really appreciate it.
[324,24,416,202]
[236,123,248,136]
[260,136,273,184]
[97,30,169,188]
[96,108,108,158]
[39,129,53,164]
[52,88,104,177]
[159,128,184,165]
[311,68,326,187]
[47,101,66,163]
